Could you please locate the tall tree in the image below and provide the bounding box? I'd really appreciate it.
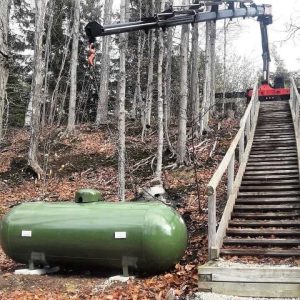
[142,0,156,138]
[156,0,165,182]
[118,0,127,201]
[176,0,189,165]
[67,0,80,133]
[28,0,48,177]
[163,23,174,153]
[96,0,112,125]
[201,20,216,134]
[0,0,10,141]
[130,0,144,120]
[190,22,200,136]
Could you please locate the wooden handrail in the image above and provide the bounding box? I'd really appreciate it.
[289,77,300,181]
[207,82,258,194]
[207,80,259,259]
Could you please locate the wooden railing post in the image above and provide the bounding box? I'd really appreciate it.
[296,100,299,131]
[246,114,250,139]
[227,154,234,198]
[208,188,218,259]
[239,130,245,163]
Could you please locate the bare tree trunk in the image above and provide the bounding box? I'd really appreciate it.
[28,0,48,177]
[176,0,189,166]
[118,0,127,202]
[191,23,200,137]
[0,0,10,141]
[48,24,71,125]
[67,0,80,133]
[131,0,144,120]
[96,0,112,125]
[210,21,216,109]
[164,26,174,152]
[42,0,54,128]
[222,20,227,115]
[201,20,216,134]
[156,0,165,182]
[142,0,156,138]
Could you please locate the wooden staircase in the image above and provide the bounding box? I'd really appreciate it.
[221,100,300,257]
[199,79,300,297]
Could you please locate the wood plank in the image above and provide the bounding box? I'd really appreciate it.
[229,219,300,227]
[238,191,300,197]
[255,132,295,136]
[244,170,298,175]
[231,211,300,219]
[246,165,299,171]
[198,281,300,297]
[236,197,300,204]
[249,152,297,157]
[247,159,298,163]
[243,174,299,180]
[241,180,300,185]
[246,161,298,166]
[239,185,300,191]
[220,248,300,257]
[198,264,300,283]
[226,228,300,236]
[234,203,300,210]
[254,138,295,142]
[251,146,297,151]
[253,139,296,144]
[223,238,300,246]
[249,154,297,158]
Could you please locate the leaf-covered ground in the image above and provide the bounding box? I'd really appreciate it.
[0,119,240,299]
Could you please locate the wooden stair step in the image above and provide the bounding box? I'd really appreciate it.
[244,170,298,175]
[234,204,300,211]
[239,185,300,191]
[226,228,300,237]
[220,248,300,257]
[249,153,297,157]
[253,139,295,143]
[247,158,297,162]
[251,146,297,151]
[255,132,294,136]
[238,191,300,197]
[229,220,300,227]
[250,150,297,154]
[231,211,300,219]
[247,158,298,167]
[246,165,299,171]
[243,174,299,180]
[254,136,295,140]
[255,128,294,132]
[223,238,300,246]
[241,180,300,186]
[236,197,300,204]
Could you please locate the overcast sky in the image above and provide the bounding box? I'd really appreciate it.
[111,0,300,72]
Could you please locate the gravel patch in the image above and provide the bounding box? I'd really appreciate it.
[209,258,298,269]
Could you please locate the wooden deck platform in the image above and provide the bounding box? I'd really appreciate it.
[198,261,300,298]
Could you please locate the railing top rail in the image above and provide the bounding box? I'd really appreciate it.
[207,81,259,195]
[240,82,258,127]
[291,77,300,102]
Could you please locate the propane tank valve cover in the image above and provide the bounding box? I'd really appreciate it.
[75,188,103,203]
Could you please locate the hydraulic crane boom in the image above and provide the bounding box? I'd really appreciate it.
[85,1,272,39]
[85,1,274,100]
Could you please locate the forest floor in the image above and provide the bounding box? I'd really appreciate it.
[0,117,292,300]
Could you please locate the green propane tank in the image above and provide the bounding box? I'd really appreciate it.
[0,200,187,273]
